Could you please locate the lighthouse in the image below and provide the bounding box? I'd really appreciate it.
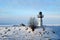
[37,12,44,27]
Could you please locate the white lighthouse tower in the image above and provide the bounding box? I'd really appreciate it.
[37,12,44,27]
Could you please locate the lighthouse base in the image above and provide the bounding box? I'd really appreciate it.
[37,26,45,31]
[37,18,42,27]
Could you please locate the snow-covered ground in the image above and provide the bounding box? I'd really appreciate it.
[0,26,60,40]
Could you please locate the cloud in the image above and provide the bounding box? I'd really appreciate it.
[44,15,60,19]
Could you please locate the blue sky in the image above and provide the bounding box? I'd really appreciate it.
[0,0,60,25]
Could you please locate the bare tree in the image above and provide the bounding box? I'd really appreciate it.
[28,17,38,31]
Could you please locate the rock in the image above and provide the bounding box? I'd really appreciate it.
[7,29,11,31]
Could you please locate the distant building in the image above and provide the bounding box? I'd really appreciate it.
[37,12,44,27]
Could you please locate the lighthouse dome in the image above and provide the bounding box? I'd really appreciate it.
[38,12,44,18]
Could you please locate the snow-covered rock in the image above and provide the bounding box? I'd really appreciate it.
[0,26,60,40]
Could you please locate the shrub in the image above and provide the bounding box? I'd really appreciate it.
[28,17,38,31]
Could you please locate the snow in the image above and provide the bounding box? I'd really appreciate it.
[0,26,60,40]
